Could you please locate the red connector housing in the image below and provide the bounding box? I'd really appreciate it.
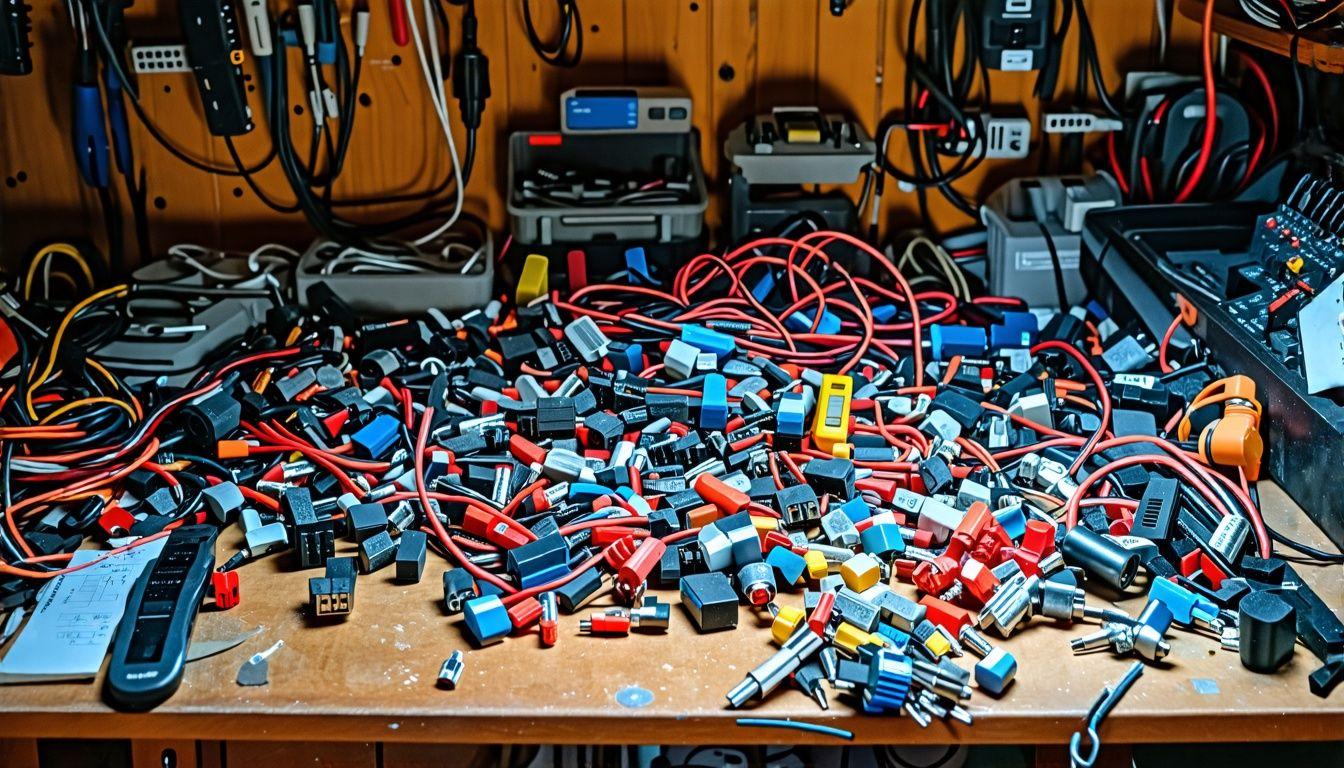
[508,596,543,631]
[807,591,836,636]
[616,537,665,603]
[212,570,240,609]
[693,473,749,515]
[920,594,972,635]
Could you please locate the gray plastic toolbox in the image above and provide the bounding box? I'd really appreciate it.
[296,237,494,316]
[507,131,708,245]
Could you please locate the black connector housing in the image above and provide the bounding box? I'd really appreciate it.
[309,557,357,618]
[775,484,820,530]
[395,531,428,583]
[284,487,334,570]
[1129,475,1179,541]
[803,457,856,499]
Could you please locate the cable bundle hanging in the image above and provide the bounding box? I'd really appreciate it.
[522,0,583,67]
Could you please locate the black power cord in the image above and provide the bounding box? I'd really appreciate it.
[522,0,583,67]
[451,0,490,186]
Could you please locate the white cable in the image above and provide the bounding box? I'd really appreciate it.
[1155,0,1169,64]
[403,0,464,246]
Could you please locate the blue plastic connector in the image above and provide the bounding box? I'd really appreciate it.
[1149,578,1219,627]
[974,647,1017,695]
[837,497,872,524]
[929,324,987,360]
[860,523,906,559]
[463,594,511,646]
[765,546,806,586]
[350,413,400,459]
[989,311,1039,349]
[863,648,913,713]
[699,374,728,430]
[681,324,736,360]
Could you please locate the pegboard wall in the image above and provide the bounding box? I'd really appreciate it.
[0,0,1200,269]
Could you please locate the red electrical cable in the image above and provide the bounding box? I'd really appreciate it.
[1158,313,1183,373]
[1174,0,1219,203]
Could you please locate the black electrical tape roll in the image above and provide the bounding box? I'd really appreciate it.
[1238,591,1296,674]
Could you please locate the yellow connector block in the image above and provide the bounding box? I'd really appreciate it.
[840,553,881,592]
[1287,255,1305,274]
[516,254,550,305]
[804,550,829,581]
[921,626,953,657]
[811,374,852,455]
[833,622,887,654]
[771,605,806,646]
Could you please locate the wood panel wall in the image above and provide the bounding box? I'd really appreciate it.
[0,0,1201,270]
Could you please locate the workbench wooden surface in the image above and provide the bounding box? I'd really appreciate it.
[0,484,1339,747]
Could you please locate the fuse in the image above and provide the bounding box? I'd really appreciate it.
[579,611,631,636]
[811,374,853,455]
[538,591,559,647]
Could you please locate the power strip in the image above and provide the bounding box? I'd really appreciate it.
[1043,112,1123,134]
[953,115,1031,159]
[132,44,191,73]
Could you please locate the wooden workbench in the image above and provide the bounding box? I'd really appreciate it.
[0,484,1339,761]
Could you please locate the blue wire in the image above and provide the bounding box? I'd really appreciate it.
[734,717,854,741]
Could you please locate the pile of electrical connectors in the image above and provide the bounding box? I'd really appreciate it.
[2,232,1340,721]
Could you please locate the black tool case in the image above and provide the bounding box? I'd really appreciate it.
[1082,203,1344,548]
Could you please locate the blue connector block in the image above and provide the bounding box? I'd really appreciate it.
[993,505,1028,542]
[775,392,807,437]
[681,324,736,360]
[463,594,511,646]
[625,247,653,284]
[974,648,1017,695]
[1084,299,1109,322]
[837,497,872,524]
[351,413,400,459]
[569,483,615,503]
[618,343,644,372]
[519,561,571,590]
[989,311,1039,349]
[871,304,897,323]
[875,623,911,651]
[860,523,906,558]
[699,374,728,430]
[766,546,807,586]
[1149,578,1219,625]
[863,649,913,713]
[616,486,653,516]
[506,533,569,580]
[785,309,841,335]
[929,324,987,360]
[317,40,337,65]
[751,271,776,303]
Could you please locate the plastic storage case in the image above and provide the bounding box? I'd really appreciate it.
[507,131,709,245]
[296,238,494,316]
